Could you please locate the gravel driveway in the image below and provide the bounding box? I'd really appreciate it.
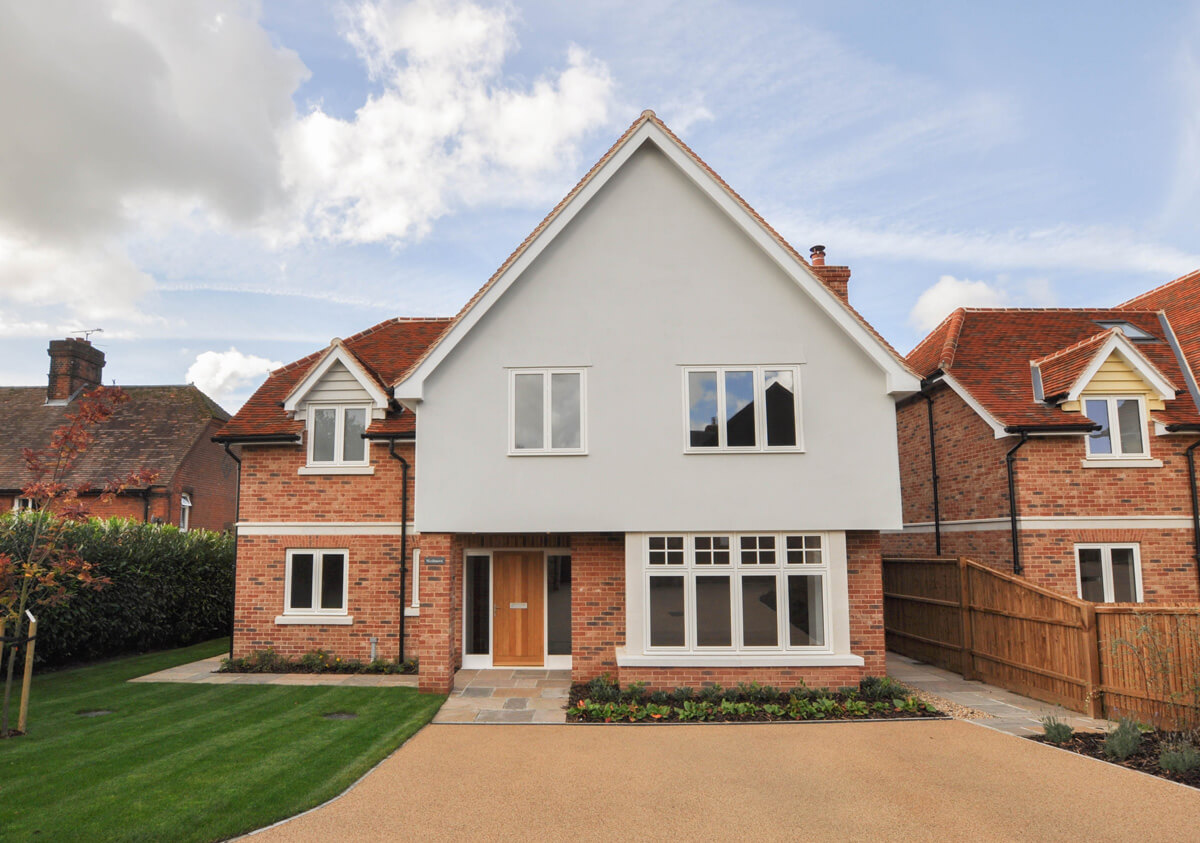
[248,720,1200,841]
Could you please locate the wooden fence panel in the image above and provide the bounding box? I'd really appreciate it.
[882,558,962,672]
[885,556,1200,725]
[1096,607,1200,730]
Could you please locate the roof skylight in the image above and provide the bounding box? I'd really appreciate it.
[1095,320,1155,340]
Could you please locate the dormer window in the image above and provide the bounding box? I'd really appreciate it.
[308,405,369,466]
[1084,396,1147,458]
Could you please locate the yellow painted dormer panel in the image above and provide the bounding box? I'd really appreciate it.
[1060,352,1166,412]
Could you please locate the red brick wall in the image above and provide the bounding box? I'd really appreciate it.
[239,439,414,523]
[571,533,625,682]
[414,532,462,693]
[170,419,238,531]
[233,533,420,662]
[885,382,1200,604]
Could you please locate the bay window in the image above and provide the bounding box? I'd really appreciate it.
[643,532,829,653]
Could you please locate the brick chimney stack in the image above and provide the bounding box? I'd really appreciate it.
[809,245,851,304]
[47,337,105,402]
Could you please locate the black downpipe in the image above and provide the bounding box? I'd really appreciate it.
[917,387,942,556]
[1186,439,1200,589]
[386,439,410,663]
[1005,432,1031,575]
[222,443,241,660]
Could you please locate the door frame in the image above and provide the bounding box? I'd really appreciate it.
[460,548,572,670]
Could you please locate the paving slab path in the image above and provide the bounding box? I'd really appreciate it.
[130,655,418,688]
[433,669,570,723]
[247,720,1199,841]
[888,652,1110,736]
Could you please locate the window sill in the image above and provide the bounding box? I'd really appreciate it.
[614,648,863,668]
[1080,458,1162,469]
[403,606,420,617]
[298,465,375,475]
[274,615,354,625]
[683,448,806,455]
[507,451,588,457]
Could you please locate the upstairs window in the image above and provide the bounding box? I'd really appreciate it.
[685,366,801,452]
[307,405,369,465]
[509,368,586,455]
[1084,396,1147,458]
[11,497,34,513]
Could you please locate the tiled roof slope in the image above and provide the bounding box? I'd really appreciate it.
[906,309,1200,429]
[394,110,916,386]
[1032,329,1122,398]
[0,385,229,491]
[1120,268,1200,394]
[218,318,452,441]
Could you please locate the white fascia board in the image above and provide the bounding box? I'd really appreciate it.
[938,372,1009,439]
[393,120,919,398]
[282,343,390,413]
[1064,333,1176,403]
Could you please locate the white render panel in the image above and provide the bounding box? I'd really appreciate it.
[416,143,903,532]
[304,361,373,404]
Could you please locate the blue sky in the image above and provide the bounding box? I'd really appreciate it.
[1,1,1197,409]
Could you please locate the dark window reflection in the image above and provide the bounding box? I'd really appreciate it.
[764,370,796,447]
[547,555,572,655]
[465,555,490,654]
[290,553,314,609]
[695,576,732,646]
[320,553,345,610]
[724,370,756,447]
[649,576,685,647]
[741,575,778,646]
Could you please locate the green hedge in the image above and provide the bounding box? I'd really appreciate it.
[1,515,234,667]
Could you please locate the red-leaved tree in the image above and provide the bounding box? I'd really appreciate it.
[1,386,157,735]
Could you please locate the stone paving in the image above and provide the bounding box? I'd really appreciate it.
[432,668,571,723]
[888,652,1111,737]
[130,655,419,688]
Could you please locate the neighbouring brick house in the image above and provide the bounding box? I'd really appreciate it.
[0,337,237,532]
[215,112,921,694]
[882,271,1200,604]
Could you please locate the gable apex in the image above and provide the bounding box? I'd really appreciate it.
[282,340,390,414]
[393,112,919,401]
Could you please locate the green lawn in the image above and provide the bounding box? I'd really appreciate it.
[0,640,445,842]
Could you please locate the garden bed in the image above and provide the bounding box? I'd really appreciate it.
[1031,728,1200,790]
[221,649,417,675]
[567,675,943,723]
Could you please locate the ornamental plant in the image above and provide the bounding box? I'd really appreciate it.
[0,386,155,736]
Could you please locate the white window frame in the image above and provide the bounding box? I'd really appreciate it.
[281,548,350,618]
[641,532,832,654]
[305,403,372,467]
[507,367,588,456]
[1074,543,1143,603]
[1083,395,1149,459]
[682,365,803,453]
[12,497,34,513]
[179,493,192,532]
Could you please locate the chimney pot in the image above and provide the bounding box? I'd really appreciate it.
[47,337,105,402]
[809,245,826,266]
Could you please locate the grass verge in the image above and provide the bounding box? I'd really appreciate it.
[0,639,445,842]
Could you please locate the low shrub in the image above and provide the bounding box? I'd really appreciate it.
[1040,716,1074,745]
[1103,718,1143,761]
[858,675,906,701]
[1159,741,1200,774]
[584,674,621,703]
[221,649,416,675]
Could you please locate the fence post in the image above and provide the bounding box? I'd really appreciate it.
[17,611,38,734]
[1081,603,1103,719]
[958,556,975,680]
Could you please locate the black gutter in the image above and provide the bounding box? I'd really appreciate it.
[1004,431,1031,576]
[222,443,242,660]
[211,433,301,445]
[382,437,411,664]
[917,379,942,556]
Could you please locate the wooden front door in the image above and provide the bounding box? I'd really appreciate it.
[492,551,544,666]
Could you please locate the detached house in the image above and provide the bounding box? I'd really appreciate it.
[217,112,920,694]
[0,337,237,531]
[883,271,1200,604]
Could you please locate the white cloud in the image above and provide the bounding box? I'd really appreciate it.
[908,274,1057,333]
[909,275,1006,332]
[186,347,282,409]
[274,0,615,245]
